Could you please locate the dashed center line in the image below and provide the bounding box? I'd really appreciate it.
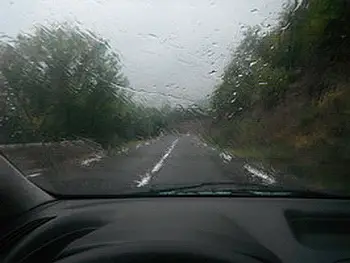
[135,173,151,187]
[151,138,179,173]
[135,138,179,187]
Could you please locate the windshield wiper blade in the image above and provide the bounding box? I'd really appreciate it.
[147,181,281,193]
[141,182,341,198]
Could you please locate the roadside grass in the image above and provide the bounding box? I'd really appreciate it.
[227,144,350,194]
[1,140,103,175]
[199,132,350,193]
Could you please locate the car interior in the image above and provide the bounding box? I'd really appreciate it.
[1,154,350,263]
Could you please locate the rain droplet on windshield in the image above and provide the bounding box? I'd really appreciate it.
[148,33,158,38]
[207,50,215,57]
[259,82,268,86]
[249,61,258,67]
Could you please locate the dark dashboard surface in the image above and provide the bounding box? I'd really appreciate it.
[1,197,350,263]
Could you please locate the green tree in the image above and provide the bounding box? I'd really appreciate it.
[0,24,132,144]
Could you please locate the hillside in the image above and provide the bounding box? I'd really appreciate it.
[210,0,350,191]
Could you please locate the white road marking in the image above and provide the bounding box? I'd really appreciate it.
[135,173,151,187]
[81,154,103,166]
[117,147,129,155]
[135,138,179,187]
[220,152,233,163]
[243,164,276,184]
[151,138,179,173]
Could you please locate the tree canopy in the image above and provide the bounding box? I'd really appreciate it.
[0,24,168,145]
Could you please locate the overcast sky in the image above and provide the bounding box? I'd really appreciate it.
[1,0,284,106]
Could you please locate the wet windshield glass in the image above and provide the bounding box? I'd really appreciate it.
[1,0,349,196]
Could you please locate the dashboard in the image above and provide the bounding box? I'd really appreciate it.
[1,197,350,263]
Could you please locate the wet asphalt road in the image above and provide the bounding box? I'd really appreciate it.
[30,134,277,195]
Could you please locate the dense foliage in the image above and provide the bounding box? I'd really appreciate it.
[210,0,350,189]
[0,25,167,146]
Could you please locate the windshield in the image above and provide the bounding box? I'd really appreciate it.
[1,0,349,196]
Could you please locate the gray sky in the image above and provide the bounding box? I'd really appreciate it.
[1,0,284,106]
